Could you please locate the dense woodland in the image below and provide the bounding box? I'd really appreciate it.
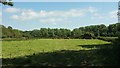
[0,23,120,39]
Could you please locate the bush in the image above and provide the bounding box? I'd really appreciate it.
[97,37,118,42]
[81,32,95,39]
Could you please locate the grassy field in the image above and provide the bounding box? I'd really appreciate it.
[2,39,117,66]
[2,39,110,58]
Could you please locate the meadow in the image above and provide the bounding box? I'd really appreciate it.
[2,39,118,67]
[2,39,110,58]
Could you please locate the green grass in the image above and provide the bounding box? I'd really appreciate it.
[3,39,116,66]
[2,39,110,58]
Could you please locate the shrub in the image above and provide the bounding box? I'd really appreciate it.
[97,37,118,42]
[81,32,95,39]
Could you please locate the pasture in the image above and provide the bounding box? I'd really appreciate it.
[2,39,117,66]
[2,39,110,58]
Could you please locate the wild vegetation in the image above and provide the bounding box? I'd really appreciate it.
[1,23,120,67]
[1,23,120,40]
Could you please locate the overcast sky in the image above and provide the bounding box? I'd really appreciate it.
[1,2,118,30]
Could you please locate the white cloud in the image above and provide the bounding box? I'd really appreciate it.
[109,10,117,18]
[91,10,117,20]
[38,9,85,18]
[4,7,21,13]
[11,15,19,20]
[88,6,98,13]
[6,7,101,25]
[91,13,105,19]
[10,8,87,22]
[85,7,105,19]
[64,9,85,17]
[6,6,117,25]
[11,9,38,21]
[39,18,66,23]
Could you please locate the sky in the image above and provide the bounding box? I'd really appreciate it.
[1,2,118,31]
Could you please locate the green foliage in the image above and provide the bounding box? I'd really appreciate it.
[72,28,83,39]
[1,23,120,40]
[97,37,118,42]
[1,25,23,38]
[0,0,13,6]
[8,26,12,29]
[117,23,120,40]
[82,32,95,39]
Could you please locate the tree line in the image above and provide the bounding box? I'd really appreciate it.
[0,23,120,39]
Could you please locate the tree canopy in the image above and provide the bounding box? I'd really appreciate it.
[0,0,13,6]
[1,23,120,39]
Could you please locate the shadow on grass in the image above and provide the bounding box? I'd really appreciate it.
[2,43,120,67]
[78,44,111,49]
